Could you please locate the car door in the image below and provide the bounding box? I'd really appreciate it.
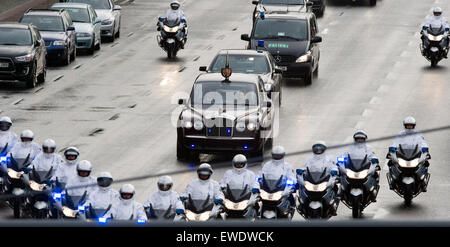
[30,28,41,73]
[33,27,45,73]
[309,15,320,70]
[268,54,281,93]
[64,12,76,51]
[110,0,119,33]
[89,6,101,45]
[258,79,273,136]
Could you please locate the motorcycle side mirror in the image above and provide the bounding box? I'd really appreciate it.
[199,66,207,72]
[296,169,304,175]
[446,27,450,32]
[330,170,338,176]
[312,36,322,43]
[422,25,428,30]
[251,188,260,193]
[158,17,164,22]
[252,0,259,5]
[371,158,379,164]
[422,147,429,152]
[181,18,186,23]
[389,147,396,152]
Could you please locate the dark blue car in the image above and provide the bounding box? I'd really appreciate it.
[20,9,77,65]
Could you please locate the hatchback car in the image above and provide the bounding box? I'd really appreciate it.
[67,0,121,42]
[19,8,77,65]
[0,23,47,88]
[241,12,322,85]
[51,2,101,54]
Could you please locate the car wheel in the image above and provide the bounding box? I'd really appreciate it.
[304,72,312,86]
[95,37,101,50]
[110,24,116,42]
[369,0,376,6]
[37,67,46,84]
[115,22,120,38]
[313,63,319,78]
[63,51,70,65]
[88,37,95,55]
[70,46,76,61]
[25,65,37,88]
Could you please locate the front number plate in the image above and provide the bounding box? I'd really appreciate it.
[0,63,9,68]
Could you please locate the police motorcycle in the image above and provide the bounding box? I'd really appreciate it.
[221,184,257,220]
[0,148,9,193]
[52,189,88,220]
[296,168,339,219]
[337,155,380,218]
[421,25,449,67]
[182,195,223,221]
[21,167,54,219]
[0,155,32,218]
[257,175,295,220]
[84,203,112,221]
[386,144,430,206]
[157,16,187,58]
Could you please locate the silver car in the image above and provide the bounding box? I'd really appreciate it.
[51,3,101,54]
[67,0,121,42]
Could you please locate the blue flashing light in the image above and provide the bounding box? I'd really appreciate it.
[52,193,62,201]
[137,218,146,224]
[158,17,164,22]
[0,156,7,162]
[78,205,85,212]
[371,158,379,164]
[260,11,265,20]
[296,169,304,175]
[251,188,260,193]
[330,170,338,176]
[257,40,264,47]
[208,129,212,133]
[389,147,396,152]
[243,145,249,150]
[337,156,347,165]
[422,147,429,152]
[189,163,195,169]
[98,217,108,224]
[190,144,195,149]
[445,27,449,31]
[226,128,231,134]
[285,179,294,186]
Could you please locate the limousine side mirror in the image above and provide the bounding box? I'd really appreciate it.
[241,34,250,41]
[199,66,207,72]
[312,36,322,43]
[178,99,185,105]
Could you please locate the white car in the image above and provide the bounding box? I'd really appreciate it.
[68,0,121,42]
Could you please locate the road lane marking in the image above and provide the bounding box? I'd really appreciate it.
[127,32,134,37]
[34,87,44,94]
[12,98,24,105]
[109,113,120,121]
[193,56,200,61]
[178,66,186,72]
[73,64,83,70]
[88,128,104,136]
[52,75,64,82]
[110,42,119,47]
[369,97,381,105]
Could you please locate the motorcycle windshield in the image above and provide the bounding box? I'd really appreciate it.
[31,168,53,183]
[9,156,31,171]
[224,184,251,202]
[260,175,284,193]
[347,155,370,172]
[186,196,214,214]
[0,143,8,156]
[164,18,180,28]
[64,191,87,209]
[429,26,445,35]
[397,144,421,161]
[304,168,330,184]
[151,206,175,219]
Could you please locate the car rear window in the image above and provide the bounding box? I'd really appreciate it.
[210,55,270,74]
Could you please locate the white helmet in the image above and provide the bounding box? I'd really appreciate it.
[353,130,368,142]
[403,116,416,128]
[197,163,213,180]
[64,146,79,164]
[97,172,113,187]
[271,146,285,160]
[157,175,173,191]
[77,160,92,177]
[42,139,56,151]
[170,0,180,9]
[120,184,135,199]
[0,116,12,130]
[433,7,443,14]
[312,141,327,154]
[20,129,34,140]
[232,154,247,170]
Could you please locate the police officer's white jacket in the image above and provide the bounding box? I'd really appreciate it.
[392,129,428,149]
[143,190,184,212]
[182,178,224,202]
[30,152,63,175]
[0,130,18,154]
[106,198,148,220]
[9,141,41,160]
[255,158,296,193]
[85,185,120,210]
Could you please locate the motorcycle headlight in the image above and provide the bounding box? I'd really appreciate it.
[236,122,246,132]
[15,54,34,62]
[53,40,67,46]
[224,199,249,210]
[296,52,312,63]
[102,19,113,25]
[427,34,444,42]
[29,180,46,191]
[346,169,369,179]
[199,211,211,221]
[163,25,180,33]
[260,190,283,201]
[193,121,204,131]
[247,122,257,131]
[7,168,23,179]
[62,206,78,218]
[398,158,420,168]
[76,32,91,37]
[185,210,196,221]
[183,120,193,129]
[304,181,327,192]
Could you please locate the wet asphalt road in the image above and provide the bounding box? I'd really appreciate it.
[0,0,449,221]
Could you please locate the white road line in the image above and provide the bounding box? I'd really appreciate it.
[377,84,389,93]
[362,109,371,117]
[12,98,24,106]
[52,75,64,82]
[369,96,381,105]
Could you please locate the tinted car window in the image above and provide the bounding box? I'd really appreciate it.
[191,82,259,107]
[260,0,305,4]
[0,28,32,45]
[253,19,308,40]
[68,0,111,9]
[210,55,270,74]
[20,16,64,32]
